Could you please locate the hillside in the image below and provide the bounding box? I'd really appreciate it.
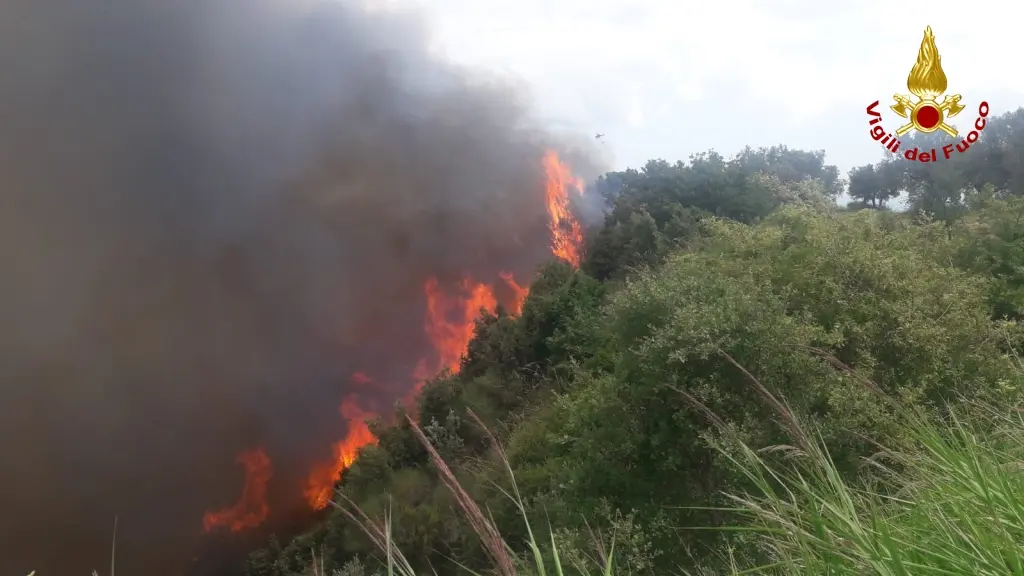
[241,109,1024,576]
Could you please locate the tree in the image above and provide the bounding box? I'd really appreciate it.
[848,159,901,208]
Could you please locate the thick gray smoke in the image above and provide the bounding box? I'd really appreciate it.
[0,0,599,573]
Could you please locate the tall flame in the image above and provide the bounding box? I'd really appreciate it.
[411,271,533,383]
[202,448,272,533]
[305,393,378,510]
[499,271,529,315]
[907,26,948,99]
[543,151,585,268]
[413,275,498,379]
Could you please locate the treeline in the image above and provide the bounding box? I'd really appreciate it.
[245,109,1024,575]
[848,108,1024,216]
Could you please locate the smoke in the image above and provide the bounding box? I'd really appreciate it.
[0,0,600,573]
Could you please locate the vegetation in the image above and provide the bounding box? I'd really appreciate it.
[246,109,1024,576]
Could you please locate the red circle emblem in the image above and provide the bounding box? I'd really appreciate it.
[916,104,940,129]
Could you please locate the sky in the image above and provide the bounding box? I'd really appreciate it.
[406,0,1020,179]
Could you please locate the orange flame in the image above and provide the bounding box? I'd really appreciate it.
[305,394,378,510]
[499,271,529,315]
[414,275,498,380]
[203,448,272,533]
[542,151,584,268]
[410,272,531,393]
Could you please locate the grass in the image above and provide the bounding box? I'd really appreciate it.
[331,350,1024,576]
[718,401,1024,575]
[698,351,1024,575]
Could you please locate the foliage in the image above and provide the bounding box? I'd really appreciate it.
[847,158,902,209]
[950,196,1024,319]
[584,146,837,281]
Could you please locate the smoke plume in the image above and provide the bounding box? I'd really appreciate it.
[0,0,599,573]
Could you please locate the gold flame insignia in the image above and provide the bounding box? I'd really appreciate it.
[890,26,965,137]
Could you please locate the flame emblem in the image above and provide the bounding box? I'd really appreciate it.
[889,26,966,137]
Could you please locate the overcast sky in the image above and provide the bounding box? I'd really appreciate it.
[409,0,1019,179]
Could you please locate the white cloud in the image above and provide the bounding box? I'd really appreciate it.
[408,0,1023,175]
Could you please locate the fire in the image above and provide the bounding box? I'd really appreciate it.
[411,275,498,381]
[304,267,536,512]
[542,150,585,268]
[405,151,586,406]
[295,151,587,514]
[411,271,531,387]
[499,271,529,315]
[203,448,272,533]
[305,393,378,510]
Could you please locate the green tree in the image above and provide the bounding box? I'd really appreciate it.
[848,158,901,208]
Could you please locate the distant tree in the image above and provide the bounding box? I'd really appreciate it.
[848,160,901,208]
[846,107,1024,220]
[584,146,842,280]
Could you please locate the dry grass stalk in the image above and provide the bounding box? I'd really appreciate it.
[406,413,518,576]
[665,383,728,431]
[716,348,813,452]
[330,490,390,553]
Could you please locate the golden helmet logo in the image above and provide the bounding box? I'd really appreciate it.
[866,26,989,163]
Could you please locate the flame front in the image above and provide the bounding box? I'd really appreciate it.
[543,150,585,268]
[305,394,377,510]
[307,272,530,512]
[300,151,586,512]
[203,448,272,533]
[499,271,529,315]
[411,270,534,384]
[907,26,948,99]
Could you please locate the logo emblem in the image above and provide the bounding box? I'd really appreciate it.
[889,26,964,137]
[865,26,989,162]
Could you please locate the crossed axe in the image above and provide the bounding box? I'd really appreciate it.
[890,93,966,137]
